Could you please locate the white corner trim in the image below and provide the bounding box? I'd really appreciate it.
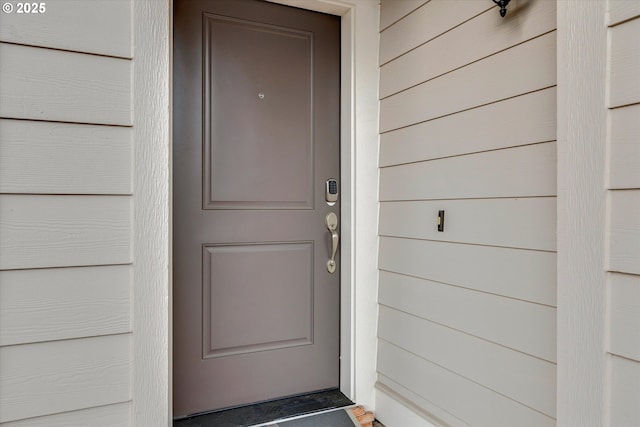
[557,1,608,425]
[132,0,172,425]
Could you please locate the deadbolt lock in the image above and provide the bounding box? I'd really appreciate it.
[325,178,338,206]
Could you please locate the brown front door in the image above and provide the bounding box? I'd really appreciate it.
[173,0,341,417]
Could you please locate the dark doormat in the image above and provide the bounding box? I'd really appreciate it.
[174,389,353,427]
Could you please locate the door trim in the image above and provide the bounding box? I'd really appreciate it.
[131,1,380,424]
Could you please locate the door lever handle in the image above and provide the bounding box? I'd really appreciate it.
[325,212,339,273]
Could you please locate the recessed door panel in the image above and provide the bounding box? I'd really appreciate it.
[203,242,314,358]
[173,0,340,417]
[203,16,314,209]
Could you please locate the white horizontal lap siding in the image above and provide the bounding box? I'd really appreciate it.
[378,271,556,363]
[380,142,556,201]
[380,87,557,167]
[609,273,640,361]
[379,0,491,65]
[379,197,557,251]
[608,0,640,26]
[609,104,640,189]
[380,0,556,98]
[606,8,640,426]
[609,17,640,108]
[378,305,556,416]
[0,266,131,346]
[0,402,130,427]
[0,119,132,194]
[377,342,555,427]
[379,0,428,32]
[380,31,556,133]
[0,195,132,270]
[0,43,131,125]
[376,1,557,425]
[609,355,640,426]
[0,0,131,58]
[0,335,131,423]
[608,190,640,275]
[379,237,556,306]
[0,1,133,425]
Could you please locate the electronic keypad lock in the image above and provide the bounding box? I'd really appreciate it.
[325,178,338,206]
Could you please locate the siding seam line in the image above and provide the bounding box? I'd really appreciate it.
[0,117,133,129]
[379,139,557,168]
[0,400,133,425]
[377,234,557,253]
[379,85,557,135]
[0,40,132,60]
[0,331,133,350]
[379,4,494,66]
[379,0,432,33]
[378,306,557,365]
[0,262,133,273]
[377,268,557,308]
[380,29,557,99]
[607,352,640,364]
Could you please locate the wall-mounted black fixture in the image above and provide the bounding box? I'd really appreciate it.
[493,0,511,17]
[437,210,445,232]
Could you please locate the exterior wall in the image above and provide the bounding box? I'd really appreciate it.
[605,2,640,426]
[0,1,133,425]
[557,1,640,425]
[376,1,557,426]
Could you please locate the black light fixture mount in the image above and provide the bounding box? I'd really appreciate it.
[493,0,511,17]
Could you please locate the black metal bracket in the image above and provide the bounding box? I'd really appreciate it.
[493,0,511,17]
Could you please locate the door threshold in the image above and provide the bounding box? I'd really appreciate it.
[250,406,358,427]
[173,389,353,427]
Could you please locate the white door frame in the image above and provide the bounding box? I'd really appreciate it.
[131,1,380,424]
